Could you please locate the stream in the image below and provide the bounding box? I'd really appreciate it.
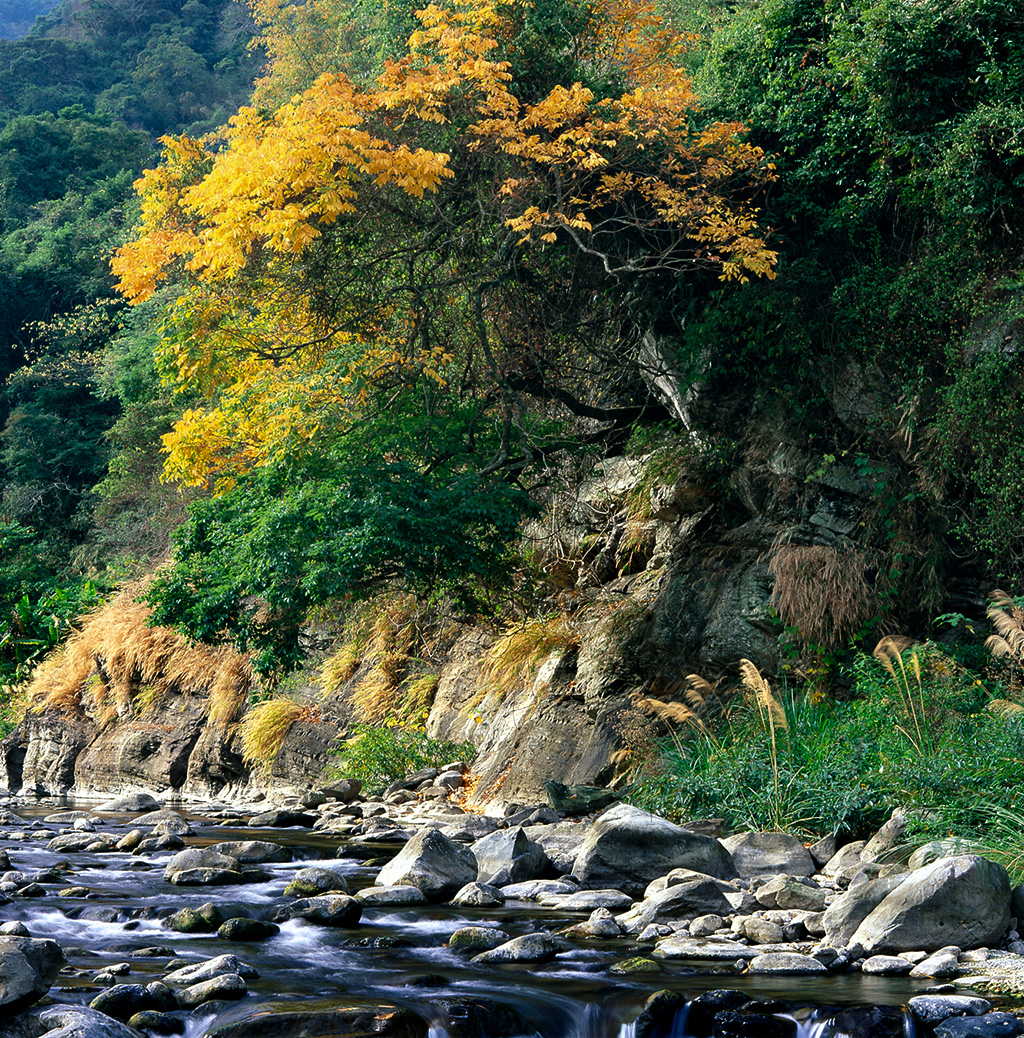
[0,799,941,1038]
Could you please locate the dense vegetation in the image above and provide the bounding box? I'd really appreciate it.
[1,0,1023,837]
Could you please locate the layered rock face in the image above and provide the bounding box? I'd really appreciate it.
[0,444,965,806]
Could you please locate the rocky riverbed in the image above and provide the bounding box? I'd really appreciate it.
[1,778,1024,1038]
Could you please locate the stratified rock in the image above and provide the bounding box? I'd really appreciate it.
[721,832,815,878]
[375,828,477,900]
[0,936,65,1013]
[284,867,349,896]
[850,855,1011,954]
[471,827,548,886]
[572,804,736,898]
[472,933,560,963]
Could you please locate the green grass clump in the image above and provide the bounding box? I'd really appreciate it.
[331,723,476,795]
[626,642,1024,841]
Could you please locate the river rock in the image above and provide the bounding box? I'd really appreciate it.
[201,1002,423,1038]
[747,951,827,973]
[721,832,815,878]
[284,867,349,896]
[741,917,785,944]
[861,809,910,863]
[128,1010,184,1035]
[823,873,908,946]
[823,841,867,878]
[500,879,578,900]
[543,889,633,910]
[617,871,734,932]
[356,885,428,905]
[754,876,827,912]
[860,954,914,975]
[849,855,1011,953]
[375,827,477,900]
[163,848,243,885]
[448,926,511,952]
[321,778,363,801]
[95,793,163,813]
[543,781,616,816]
[282,894,362,926]
[247,808,317,827]
[472,932,560,963]
[471,827,548,886]
[909,995,993,1025]
[562,908,622,939]
[935,1014,1024,1038]
[34,1004,143,1038]
[451,882,506,907]
[0,936,65,1013]
[571,804,736,898]
[209,840,292,863]
[911,948,961,978]
[89,983,154,1021]
[164,954,259,985]
[652,936,759,961]
[175,972,248,1007]
[217,917,279,941]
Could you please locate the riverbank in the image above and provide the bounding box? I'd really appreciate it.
[1,780,1024,1038]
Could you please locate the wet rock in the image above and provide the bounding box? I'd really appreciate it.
[376,827,477,900]
[472,932,560,963]
[89,983,154,1021]
[850,855,1011,954]
[451,882,506,907]
[471,827,548,886]
[713,1011,797,1038]
[163,848,243,885]
[909,995,993,1025]
[448,926,511,953]
[562,908,622,938]
[356,885,427,905]
[0,921,30,936]
[935,1014,1023,1038]
[720,832,815,878]
[59,886,90,898]
[746,952,827,973]
[284,867,349,896]
[95,793,163,813]
[164,954,259,984]
[48,832,118,852]
[633,991,691,1038]
[128,1010,185,1035]
[499,879,578,900]
[609,956,661,973]
[0,936,65,1013]
[117,830,145,852]
[652,936,759,961]
[217,917,279,941]
[145,981,177,1011]
[431,997,533,1038]
[35,1004,142,1038]
[209,840,292,864]
[281,894,362,927]
[202,1001,424,1038]
[175,973,248,1007]
[572,804,736,898]
[165,908,216,934]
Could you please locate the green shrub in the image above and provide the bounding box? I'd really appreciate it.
[331,723,476,795]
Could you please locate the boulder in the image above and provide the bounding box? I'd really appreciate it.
[33,1005,142,1038]
[448,926,511,953]
[472,933,560,963]
[754,876,827,912]
[375,828,477,900]
[175,972,248,1007]
[281,894,362,927]
[163,848,242,885]
[472,827,548,886]
[284,867,349,897]
[909,995,993,1026]
[617,872,734,932]
[720,832,815,878]
[164,954,259,985]
[543,781,616,817]
[89,984,154,1021]
[747,952,828,973]
[451,882,506,907]
[217,918,279,941]
[935,1014,1023,1038]
[321,778,363,802]
[209,840,292,864]
[94,793,162,813]
[356,885,428,905]
[822,841,866,878]
[849,855,1011,954]
[0,936,65,1013]
[823,873,908,947]
[571,804,736,898]
[523,822,586,875]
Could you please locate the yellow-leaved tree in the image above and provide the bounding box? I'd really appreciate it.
[110,0,778,670]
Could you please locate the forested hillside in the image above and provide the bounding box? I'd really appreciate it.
[1,0,1023,766]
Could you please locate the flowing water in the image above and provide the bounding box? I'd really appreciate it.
[1,800,934,1037]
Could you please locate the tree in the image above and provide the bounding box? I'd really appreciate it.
[113,0,777,667]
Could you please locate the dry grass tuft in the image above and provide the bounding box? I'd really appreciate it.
[350,596,418,722]
[238,697,305,771]
[24,587,252,724]
[399,673,439,724]
[986,589,1024,662]
[321,643,363,695]
[475,616,577,705]
[767,543,873,649]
